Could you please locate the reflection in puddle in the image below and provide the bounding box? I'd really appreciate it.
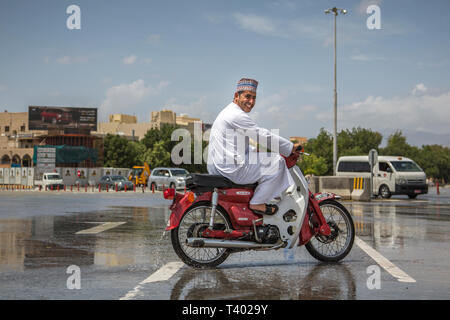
[347,202,430,250]
[170,263,356,300]
[0,206,171,272]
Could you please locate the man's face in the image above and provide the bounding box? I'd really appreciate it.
[234,91,256,113]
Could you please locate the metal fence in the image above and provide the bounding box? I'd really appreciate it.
[0,167,131,187]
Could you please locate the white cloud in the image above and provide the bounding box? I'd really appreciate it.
[356,0,383,15]
[233,13,277,36]
[55,55,89,64]
[204,13,223,24]
[412,83,427,95]
[350,53,386,62]
[122,55,152,65]
[146,34,161,44]
[122,54,137,65]
[163,96,213,123]
[100,79,169,119]
[317,86,450,135]
[230,13,365,47]
[299,105,319,113]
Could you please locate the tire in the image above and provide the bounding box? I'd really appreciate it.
[379,185,391,199]
[305,199,355,262]
[408,194,418,199]
[171,202,232,269]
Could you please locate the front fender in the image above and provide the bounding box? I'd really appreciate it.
[313,192,342,203]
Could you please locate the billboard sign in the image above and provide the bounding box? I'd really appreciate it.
[28,106,97,131]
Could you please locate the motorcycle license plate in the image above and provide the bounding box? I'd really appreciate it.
[414,190,421,194]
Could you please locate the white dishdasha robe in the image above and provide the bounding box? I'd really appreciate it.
[207,102,294,205]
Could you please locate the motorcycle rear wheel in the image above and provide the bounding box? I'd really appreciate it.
[305,199,355,262]
[171,202,232,269]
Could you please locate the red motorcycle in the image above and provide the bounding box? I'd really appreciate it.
[165,148,355,268]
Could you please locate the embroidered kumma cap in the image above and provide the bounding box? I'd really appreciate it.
[236,78,258,93]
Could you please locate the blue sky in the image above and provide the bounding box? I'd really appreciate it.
[1,0,449,146]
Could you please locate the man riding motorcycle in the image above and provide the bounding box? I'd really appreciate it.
[207,78,302,215]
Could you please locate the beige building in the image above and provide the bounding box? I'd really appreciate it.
[151,110,203,135]
[290,136,308,146]
[0,111,45,168]
[109,114,137,124]
[96,113,147,140]
[1,109,207,168]
[96,110,205,140]
[0,110,102,169]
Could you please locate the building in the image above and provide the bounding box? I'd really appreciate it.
[1,108,207,169]
[0,111,44,168]
[290,136,308,146]
[150,110,177,129]
[109,114,137,124]
[96,110,206,140]
[151,110,203,136]
[0,109,102,169]
[95,113,152,141]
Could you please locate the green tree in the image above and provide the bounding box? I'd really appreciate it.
[143,140,171,167]
[415,144,450,182]
[338,127,382,156]
[103,134,139,168]
[380,131,414,156]
[303,128,333,175]
[129,141,147,165]
[301,127,382,176]
[142,123,180,152]
[298,154,328,176]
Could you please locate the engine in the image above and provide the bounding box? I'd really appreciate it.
[256,225,280,244]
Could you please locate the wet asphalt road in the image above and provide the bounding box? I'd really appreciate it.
[0,188,449,300]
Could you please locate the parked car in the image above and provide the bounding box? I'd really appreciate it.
[97,175,134,191]
[34,172,64,190]
[149,168,189,191]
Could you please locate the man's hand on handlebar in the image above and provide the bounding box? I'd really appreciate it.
[292,143,303,156]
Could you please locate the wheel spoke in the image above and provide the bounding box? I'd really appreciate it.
[310,203,353,259]
[178,206,230,264]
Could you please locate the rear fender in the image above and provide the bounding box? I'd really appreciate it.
[165,193,191,231]
[165,194,211,231]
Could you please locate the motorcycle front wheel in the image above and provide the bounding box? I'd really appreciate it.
[171,202,232,269]
[305,199,355,262]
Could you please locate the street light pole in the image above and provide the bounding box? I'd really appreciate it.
[325,7,346,175]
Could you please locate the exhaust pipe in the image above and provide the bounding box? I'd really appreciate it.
[186,238,276,249]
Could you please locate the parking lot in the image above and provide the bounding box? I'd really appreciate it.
[0,188,449,300]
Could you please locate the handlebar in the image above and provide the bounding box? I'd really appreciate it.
[294,145,310,156]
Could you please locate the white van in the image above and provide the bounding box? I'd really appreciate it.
[336,156,428,199]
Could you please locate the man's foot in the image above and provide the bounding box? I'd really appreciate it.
[249,204,278,215]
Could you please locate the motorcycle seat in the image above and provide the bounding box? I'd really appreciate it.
[186,174,258,191]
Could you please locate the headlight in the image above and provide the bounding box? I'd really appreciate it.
[176,178,185,182]
[396,178,407,185]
